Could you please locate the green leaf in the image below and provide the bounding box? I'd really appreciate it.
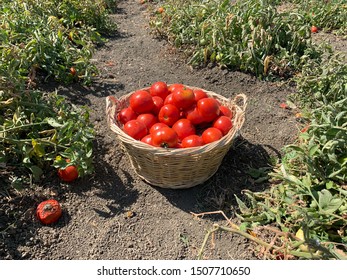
[28,165,43,181]
[234,194,249,214]
[318,189,343,214]
[46,117,63,128]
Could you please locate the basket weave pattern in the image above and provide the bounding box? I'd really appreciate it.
[106,86,247,189]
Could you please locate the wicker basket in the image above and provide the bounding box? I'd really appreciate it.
[106,86,247,189]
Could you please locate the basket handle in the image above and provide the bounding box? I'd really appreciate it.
[106,96,119,125]
[232,93,247,112]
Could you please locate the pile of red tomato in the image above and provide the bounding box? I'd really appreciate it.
[116,81,233,148]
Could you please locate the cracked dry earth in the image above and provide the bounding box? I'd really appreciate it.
[1,0,303,260]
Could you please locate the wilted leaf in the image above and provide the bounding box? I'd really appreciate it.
[318,189,343,214]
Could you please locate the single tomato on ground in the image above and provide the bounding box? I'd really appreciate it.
[58,160,79,182]
[36,199,62,225]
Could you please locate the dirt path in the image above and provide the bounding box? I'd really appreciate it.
[1,0,299,260]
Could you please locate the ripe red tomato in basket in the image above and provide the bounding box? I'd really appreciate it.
[219,105,233,118]
[36,199,62,225]
[193,89,208,101]
[58,160,79,182]
[202,127,223,144]
[123,119,148,140]
[150,122,169,135]
[172,118,196,141]
[197,97,220,122]
[158,104,180,126]
[168,83,184,93]
[150,81,169,100]
[152,96,164,115]
[137,113,158,131]
[186,106,205,125]
[164,93,175,105]
[213,116,233,136]
[181,135,204,148]
[152,127,178,148]
[117,107,137,125]
[172,87,195,110]
[129,90,154,114]
[141,134,153,145]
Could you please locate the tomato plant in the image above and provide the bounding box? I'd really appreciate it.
[150,81,169,100]
[129,90,155,114]
[117,107,138,125]
[181,135,204,148]
[36,199,62,225]
[202,127,223,144]
[123,120,148,140]
[158,104,180,126]
[151,127,178,148]
[172,118,196,141]
[213,116,233,135]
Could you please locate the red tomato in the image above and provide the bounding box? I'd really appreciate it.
[150,81,169,100]
[36,199,62,225]
[213,116,233,135]
[152,127,178,148]
[129,90,154,114]
[137,113,158,131]
[149,122,169,135]
[58,160,79,182]
[158,104,180,126]
[141,134,153,145]
[172,118,196,141]
[172,87,195,110]
[164,93,174,105]
[311,26,318,33]
[202,127,223,144]
[197,97,220,122]
[186,106,205,125]
[181,135,204,148]
[168,83,184,93]
[117,107,137,125]
[219,105,233,118]
[152,96,164,115]
[193,89,208,101]
[123,119,148,140]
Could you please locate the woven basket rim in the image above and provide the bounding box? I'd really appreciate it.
[106,85,247,156]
